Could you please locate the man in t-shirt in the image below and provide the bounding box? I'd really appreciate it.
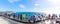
[22,14,26,20]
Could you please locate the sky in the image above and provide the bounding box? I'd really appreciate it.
[0,0,60,14]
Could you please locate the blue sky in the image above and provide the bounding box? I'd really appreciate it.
[0,0,60,14]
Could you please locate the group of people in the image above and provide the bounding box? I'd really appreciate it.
[12,13,44,23]
[47,14,60,20]
[7,13,60,22]
[6,13,60,24]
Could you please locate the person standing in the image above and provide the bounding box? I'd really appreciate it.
[18,14,20,21]
[13,13,15,19]
[48,14,51,19]
[22,14,26,20]
[20,14,22,21]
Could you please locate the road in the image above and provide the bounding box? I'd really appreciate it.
[0,16,45,24]
[0,16,9,24]
[0,16,60,24]
[0,16,24,24]
[0,16,42,24]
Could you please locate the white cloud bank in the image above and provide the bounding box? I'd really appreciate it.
[31,0,60,14]
[30,7,60,14]
[8,0,19,3]
[34,3,40,6]
[19,4,26,8]
[32,0,40,7]
[48,0,60,4]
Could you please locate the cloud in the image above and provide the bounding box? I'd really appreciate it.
[30,0,60,14]
[29,8,41,12]
[19,4,26,8]
[8,0,19,3]
[34,3,40,6]
[32,0,40,7]
[40,7,60,14]
[48,0,60,4]
[30,7,60,14]
[48,0,60,9]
